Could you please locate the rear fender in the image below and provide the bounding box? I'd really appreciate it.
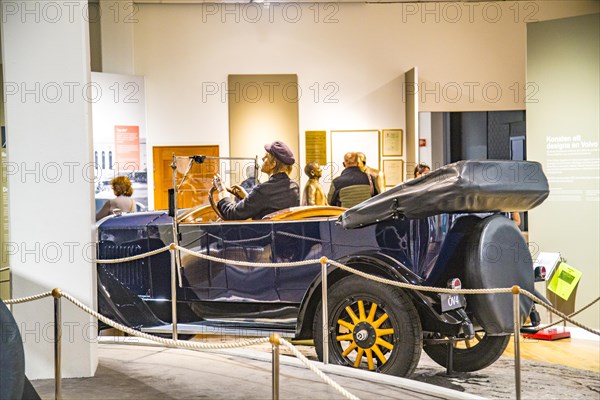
[294,252,464,339]
[464,215,535,334]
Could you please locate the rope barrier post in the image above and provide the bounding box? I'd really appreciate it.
[270,334,281,400]
[170,244,178,341]
[320,257,329,365]
[512,285,522,400]
[52,288,62,400]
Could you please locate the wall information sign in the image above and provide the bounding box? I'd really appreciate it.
[115,125,141,170]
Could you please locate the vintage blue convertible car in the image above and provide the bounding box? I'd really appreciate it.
[96,160,549,377]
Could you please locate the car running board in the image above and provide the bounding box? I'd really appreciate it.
[141,320,296,338]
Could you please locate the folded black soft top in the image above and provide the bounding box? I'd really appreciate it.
[339,160,549,229]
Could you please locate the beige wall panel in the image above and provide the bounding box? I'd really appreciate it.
[228,74,299,181]
[0,281,9,300]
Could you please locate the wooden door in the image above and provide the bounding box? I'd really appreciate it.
[153,145,219,210]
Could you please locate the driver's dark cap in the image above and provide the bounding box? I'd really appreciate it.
[264,141,295,165]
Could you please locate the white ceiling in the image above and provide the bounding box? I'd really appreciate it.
[134,0,517,4]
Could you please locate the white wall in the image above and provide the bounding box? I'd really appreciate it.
[125,1,598,203]
[1,0,97,378]
[527,13,599,329]
[91,72,148,206]
[91,72,146,160]
[100,0,135,74]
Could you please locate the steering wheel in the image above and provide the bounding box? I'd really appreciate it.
[208,184,248,221]
[208,186,225,220]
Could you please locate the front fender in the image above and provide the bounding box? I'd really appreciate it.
[98,266,164,330]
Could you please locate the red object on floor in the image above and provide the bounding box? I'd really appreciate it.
[522,327,571,341]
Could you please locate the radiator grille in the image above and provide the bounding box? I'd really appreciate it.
[99,243,149,296]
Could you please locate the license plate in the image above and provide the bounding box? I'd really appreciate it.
[440,293,466,312]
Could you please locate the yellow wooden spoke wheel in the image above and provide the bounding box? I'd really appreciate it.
[335,300,395,371]
[313,275,422,377]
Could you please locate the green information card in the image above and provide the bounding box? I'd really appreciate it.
[547,262,582,301]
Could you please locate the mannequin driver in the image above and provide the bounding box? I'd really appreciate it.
[214,141,299,220]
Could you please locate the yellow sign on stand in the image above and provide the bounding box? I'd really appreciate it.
[547,262,582,301]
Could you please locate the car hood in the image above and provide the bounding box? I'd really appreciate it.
[98,211,170,229]
[339,160,549,229]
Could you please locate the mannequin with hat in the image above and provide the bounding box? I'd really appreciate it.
[213,140,300,220]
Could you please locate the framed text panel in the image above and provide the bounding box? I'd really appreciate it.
[382,129,403,156]
[305,130,327,166]
[383,159,404,187]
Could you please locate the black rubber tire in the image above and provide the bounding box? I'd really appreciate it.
[313,275,422,377]
[423,332,510,372]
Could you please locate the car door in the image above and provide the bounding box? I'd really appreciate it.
[179,223,226,301]
[220,221,277,301]
[272,219,332,303]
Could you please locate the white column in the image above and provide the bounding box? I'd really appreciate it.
[1,0,97,378]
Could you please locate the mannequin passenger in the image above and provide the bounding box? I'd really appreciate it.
[414,163,431,178]
[96,176,135,221]
[327,152,372,208]
[301,162,327,206]
[357,152,385,195]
